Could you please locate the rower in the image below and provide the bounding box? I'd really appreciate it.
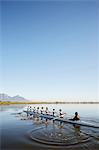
[59,109,64,118]
[33,107,36,113]
[40,107,44,114]
[45,107,48,114]
[52,109,55,117]
[37,107,39,114]
[72,112,80,121]
[30,106,32,112]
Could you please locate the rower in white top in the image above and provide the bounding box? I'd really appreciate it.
[33,107,36,113]
[37,107,39,114]
[59,109,66,118]
[45,107,49,114]
[40,107,44,114]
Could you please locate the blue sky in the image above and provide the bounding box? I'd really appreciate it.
[1,0,99,100]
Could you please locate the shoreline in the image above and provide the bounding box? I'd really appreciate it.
[0,101,99,105]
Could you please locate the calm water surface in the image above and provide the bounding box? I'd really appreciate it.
[0,104,99,150]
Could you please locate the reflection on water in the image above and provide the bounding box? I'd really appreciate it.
[30,123,90,146]
[1,104,99,150]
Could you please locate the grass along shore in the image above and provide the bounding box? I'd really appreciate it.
[0,101,99,105]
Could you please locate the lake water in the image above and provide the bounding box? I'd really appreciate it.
[0,104,99,150]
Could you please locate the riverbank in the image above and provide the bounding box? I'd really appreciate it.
[0,101,99,105]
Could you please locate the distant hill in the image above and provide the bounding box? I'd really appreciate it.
[0,93,27,101]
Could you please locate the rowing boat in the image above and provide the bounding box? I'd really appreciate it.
[23,110,99,128]
[40,114,55,119]
[55,118,99,128]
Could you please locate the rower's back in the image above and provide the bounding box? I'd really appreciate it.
[73,112,80,121]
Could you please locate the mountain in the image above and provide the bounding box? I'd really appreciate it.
[0,93,27,101]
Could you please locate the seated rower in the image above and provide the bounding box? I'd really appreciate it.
[52,109,55,117]
[45,107,48,114]
[72,112,80,121]
[37,107,39,114]
[59,109,64,118]
[40,107,44,114]
[33,107,36,113]
[30,106,32,112]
